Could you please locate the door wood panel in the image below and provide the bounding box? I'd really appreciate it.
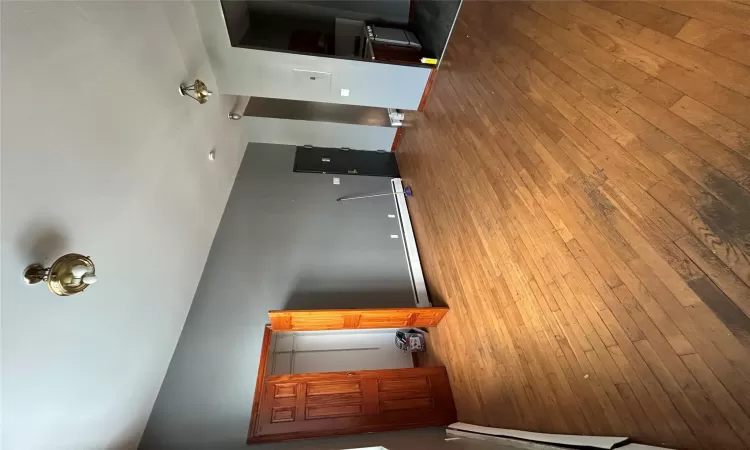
[268,307,448,331]
[248,367,456,443]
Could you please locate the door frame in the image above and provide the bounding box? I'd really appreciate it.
[247,323,451,444]
[268,307,449,331]
[247,324,274,444]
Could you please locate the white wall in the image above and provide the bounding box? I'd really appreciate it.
[1,2,248,449]
[194,0,432,110]
[270,329,414,374]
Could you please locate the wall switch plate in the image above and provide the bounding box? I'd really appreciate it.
[333,177,340,185]
[388,214,396,218]
[390,235,399,239]
[340,88,350,97]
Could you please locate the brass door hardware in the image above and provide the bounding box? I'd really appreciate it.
[23,253,97,296]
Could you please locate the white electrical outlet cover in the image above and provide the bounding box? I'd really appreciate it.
[390,235,399,239]
[340,89,350,97]
[333,177,340,185]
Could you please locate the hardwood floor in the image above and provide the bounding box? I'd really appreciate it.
[396,2,750,449]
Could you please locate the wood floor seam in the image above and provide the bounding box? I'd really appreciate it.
[399,2,750,448]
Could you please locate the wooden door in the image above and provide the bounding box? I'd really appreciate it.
[248,366,456,443]
[268,307,448,331]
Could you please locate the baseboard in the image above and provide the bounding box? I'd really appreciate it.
[391,178,430,308]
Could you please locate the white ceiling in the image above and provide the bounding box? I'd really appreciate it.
[1,1,249,448]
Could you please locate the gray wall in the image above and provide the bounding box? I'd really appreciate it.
[412,0,462,63]
[1,2,249,448]
[140,143,415,449]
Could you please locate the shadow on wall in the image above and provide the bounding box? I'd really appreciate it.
[110,434,144,450]
[423,279,447,308]
[284,288,416,310]
[17,220,69,264]
[284,278,417,310]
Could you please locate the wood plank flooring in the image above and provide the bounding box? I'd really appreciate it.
[396,2,750,449]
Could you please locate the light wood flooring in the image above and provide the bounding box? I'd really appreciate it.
[397,2,750,449]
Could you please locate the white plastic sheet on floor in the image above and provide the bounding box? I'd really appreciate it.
[448,422,630,449]
[619,445,672,450]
